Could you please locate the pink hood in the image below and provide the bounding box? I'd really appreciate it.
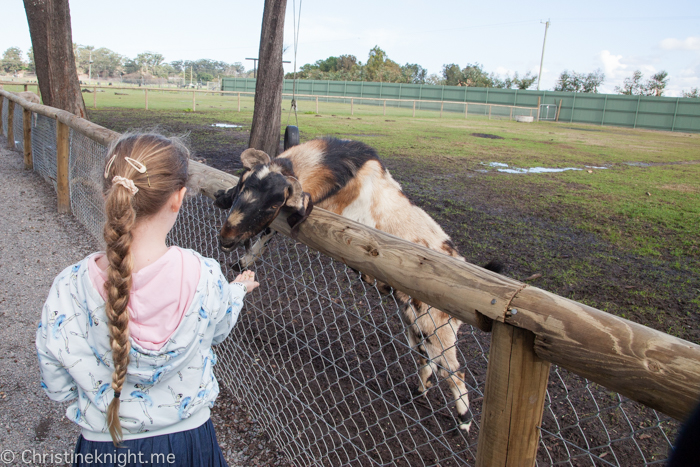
[88,246,201,351]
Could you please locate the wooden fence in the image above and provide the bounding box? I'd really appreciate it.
[2,89,699,466]
[0,81,538,120]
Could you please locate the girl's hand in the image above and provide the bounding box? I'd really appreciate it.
[232,270,259,292]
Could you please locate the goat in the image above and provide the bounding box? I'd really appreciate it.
[0,86,41,127]
[214,138,502,432]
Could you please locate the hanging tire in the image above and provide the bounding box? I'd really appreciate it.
[284,125,300,150]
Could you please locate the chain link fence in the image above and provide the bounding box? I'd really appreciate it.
[1,97,679,466]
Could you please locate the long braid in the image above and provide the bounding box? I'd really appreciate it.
[104,187,136,446]
[100,132,190,446]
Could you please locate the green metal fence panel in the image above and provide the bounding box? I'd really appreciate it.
[222,78,700,132]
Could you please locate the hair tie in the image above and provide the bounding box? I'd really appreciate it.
[114,391,121,398]
[112,176,139,195]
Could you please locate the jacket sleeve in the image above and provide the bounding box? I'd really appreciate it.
[36,292,78,403]
[212,279,247,346]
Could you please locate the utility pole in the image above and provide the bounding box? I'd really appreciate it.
[537,19,550,91]
[88,48,93,82]
[246,58,259,78]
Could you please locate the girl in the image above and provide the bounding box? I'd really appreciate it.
[36,133,258,466]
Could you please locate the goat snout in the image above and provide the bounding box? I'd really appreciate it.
[218,236,239,253]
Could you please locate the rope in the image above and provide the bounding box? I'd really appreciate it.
[286,0,302,128]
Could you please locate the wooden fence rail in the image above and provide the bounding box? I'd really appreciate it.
[0,81,538,119]
[2,89,698,465]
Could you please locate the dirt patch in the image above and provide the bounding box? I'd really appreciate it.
[470,133,504,139]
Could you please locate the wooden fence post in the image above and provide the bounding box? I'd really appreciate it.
[192,91,196,112]
[316,96,319,114]
[0,96,4,137]
[93,86,97,109]
[476,321,551,467]
[23,108,32,169]
[383,99,386,116]
[56,121,71,213]
[24,84,28,91]
[238,92,241,112]
[351,97,354,115]
[412,100,416,117]
[488,104,492,120]
[145,88,149,110]
[440,101,444,118]
[465,102,468,118]
[7,100,15,149]
[536,96,541,121]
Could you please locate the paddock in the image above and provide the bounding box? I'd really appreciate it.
[2,89,698,466]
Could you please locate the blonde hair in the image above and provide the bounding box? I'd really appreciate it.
[102,133,189,445]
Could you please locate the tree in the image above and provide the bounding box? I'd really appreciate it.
[442,63,463,86]
[249,0,287,157]
[24,0,87,118]
[26,48,36,73]
[401,63,427,84]
[615,70,644,95]
[554,69,605,93]
[682,88,699,98]
[645,71,668,97]
[461,63,495,87]
[1,47,25,73]
[494,71,538,90]
[615,70,669,96]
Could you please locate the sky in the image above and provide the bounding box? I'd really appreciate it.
[2,0,699,96]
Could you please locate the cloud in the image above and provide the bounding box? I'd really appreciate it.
[600,50,627,79]
[660,37,700,51]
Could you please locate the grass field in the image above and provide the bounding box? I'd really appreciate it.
[7,82,698,341]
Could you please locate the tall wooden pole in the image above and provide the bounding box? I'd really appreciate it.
[476,321,551,467]
[7,100,15,149]
[249,0,287,157]
[23,108,33,169]
[56,120,71,213]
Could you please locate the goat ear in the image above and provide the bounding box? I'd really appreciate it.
[284,177,313,238]
[240,148,271,169]
[213,185,239,210]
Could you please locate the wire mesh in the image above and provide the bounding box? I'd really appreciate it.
[69,128,108,245]
[0,97,680,466]
[31,113,58,190]
[13,101,23,153]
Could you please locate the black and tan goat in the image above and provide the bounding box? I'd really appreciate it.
[215,137,501,432]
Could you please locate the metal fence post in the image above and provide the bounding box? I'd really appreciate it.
[601,95,608,126]
[56,121,71,213]
[671,98,679,132]
[476,321,551,467]
[23,107,32,170]
[7,100,15,149]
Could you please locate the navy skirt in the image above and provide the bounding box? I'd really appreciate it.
[72,419,228,467]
